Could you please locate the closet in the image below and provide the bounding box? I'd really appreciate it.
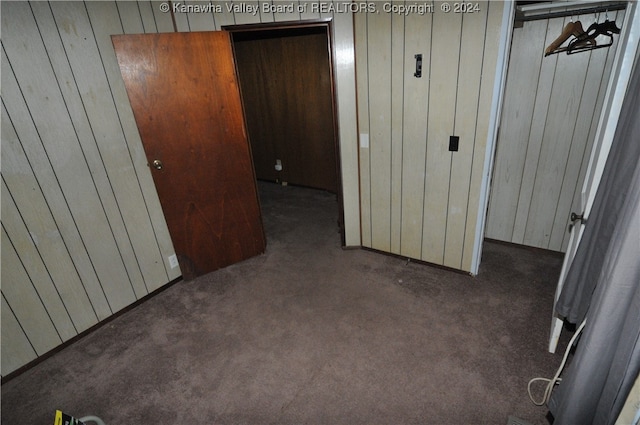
[486,3,626,252]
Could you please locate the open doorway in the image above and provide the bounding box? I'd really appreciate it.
[485,5,626,252]
[113,21,345,279]
[226,21,344,244]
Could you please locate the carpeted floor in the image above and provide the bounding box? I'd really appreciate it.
[1,182,572,425]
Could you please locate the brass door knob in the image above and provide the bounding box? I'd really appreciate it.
[152,159,163,170]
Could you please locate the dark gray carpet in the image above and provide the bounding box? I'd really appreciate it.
[1,182,571,424]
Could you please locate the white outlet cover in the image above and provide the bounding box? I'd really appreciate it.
[360,133,369,149]
[168,254,179,269]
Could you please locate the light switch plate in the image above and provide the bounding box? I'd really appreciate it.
[168,254,179,269]
[360,133,369,149]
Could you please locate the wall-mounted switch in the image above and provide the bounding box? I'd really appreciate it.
[449,136,459,152]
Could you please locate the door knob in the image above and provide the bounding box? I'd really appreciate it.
[152,159,163,170]
[567,212,587,232]
[568,211,586,232]
[570,212,585,223]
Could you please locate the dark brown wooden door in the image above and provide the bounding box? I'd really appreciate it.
[112,32,265,280]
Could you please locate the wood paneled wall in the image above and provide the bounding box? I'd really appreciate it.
[355,1,505,272]
[233,28,338,192]
[1,1,360,376]
[485,10,624,252]
[1,1,180,376]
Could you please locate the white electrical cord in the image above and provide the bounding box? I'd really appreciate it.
[79,416,106,425]
[528,319,587,406]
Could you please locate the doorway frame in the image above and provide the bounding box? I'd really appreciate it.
[478,1,639,348]
[480,1,637,270]
[223,19,346,246]
[471,2,516,275]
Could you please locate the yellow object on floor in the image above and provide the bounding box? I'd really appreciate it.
[54,410,105,425]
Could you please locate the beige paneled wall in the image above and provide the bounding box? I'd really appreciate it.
[1,0,359,376]
[486,10,624,252]
[1,1,180,376]
[355,1,505,272]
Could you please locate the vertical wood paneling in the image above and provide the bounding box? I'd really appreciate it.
[39,2,149,299]
[486,11,624,252]
[1,0,179,375]
[1,228,62,355]
[461,2,504,271]
[400,3,432,259]
[332,6,361,247]
[116,2,147,34]
[150,1,177,32]
[2,0,361,376]
[356,1,505,272]
[170,3,188,31]
[484,18,546,242]
[234,0,262,24]
[2,296,38,375]
[90,2,182,285]
[138,1,160,32]
[422,7,462,265]
[234,30,336,192]
[274,3,302,22]
[1,47,113,324]
[390,1,405,255]
[2,4,137,313]
[2,180,77,341]
[2,103,99,334]
[212,2,236,28]
[367,10,393,252]
[560,22,618,252]
[523,23,591,248]
[267,0,300,22]
[551,10,622,251]
[317,1,333,20]
[298,0,321,20]
[443,7,488,269]
[83,1,179,287]
[184,1,217,30]
[171,2,190,31]
[258,0,275,22]
[355,10,372,247]
[510,19,562,245]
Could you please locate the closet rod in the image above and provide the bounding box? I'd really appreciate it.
[516,2,627,22]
